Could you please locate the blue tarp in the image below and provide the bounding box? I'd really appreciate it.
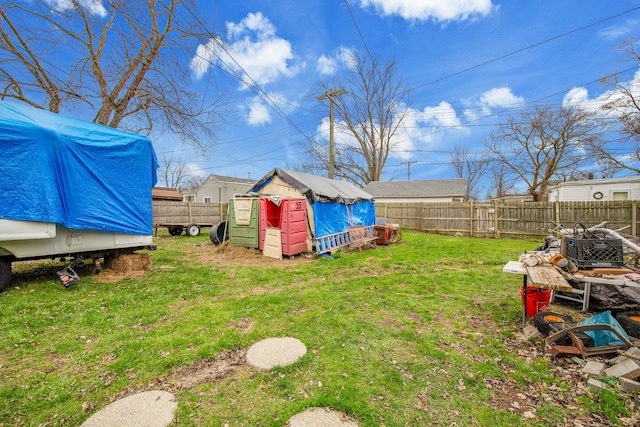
[313,201,376,237]
[578,310,630,347]
[0,101,158,235]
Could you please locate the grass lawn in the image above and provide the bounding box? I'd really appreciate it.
[0,230,637,426]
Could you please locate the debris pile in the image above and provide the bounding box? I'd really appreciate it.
[528,309,640,394]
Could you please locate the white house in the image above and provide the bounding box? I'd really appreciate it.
[547,176,640,202]
[183,174,256,203]
[364,179,466,203]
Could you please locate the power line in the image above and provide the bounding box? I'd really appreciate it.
[181,4,317,146]
[405,6,640,95]
[343,0,373,61]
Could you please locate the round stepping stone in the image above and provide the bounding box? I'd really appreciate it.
[246,337,307,370]
[81,390,177,427]
[287,407,361,426]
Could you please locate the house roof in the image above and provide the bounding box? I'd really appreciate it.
[206,174,256,184]
[364,179,466,198]
[548,176,640,189]
[249,168,373,204]
[152,187,183,201]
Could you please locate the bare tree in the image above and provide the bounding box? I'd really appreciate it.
[596,39,640,174]
[485,160,518,200]
[485,105,602,201]
[312,54,411,186]
[0,0,224,149]
[157,153,191,189]
[450,144,489,201]
[180,175,205,193]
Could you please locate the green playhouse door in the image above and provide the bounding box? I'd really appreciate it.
[228,197,259,248]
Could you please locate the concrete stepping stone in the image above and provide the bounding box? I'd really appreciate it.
[287,407,361,426]
[80,390,177,427]
[246,337,307,370]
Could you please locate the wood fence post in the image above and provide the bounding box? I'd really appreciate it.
[469,202,474,237]
[187,202,193,223]
[633,201,637,237]
[494,200,500,238]
[555,201,560,230]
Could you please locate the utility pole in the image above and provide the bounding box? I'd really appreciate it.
[401,160,416,180]
[317,88,347,179]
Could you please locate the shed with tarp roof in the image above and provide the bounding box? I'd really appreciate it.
[247,168,376,253]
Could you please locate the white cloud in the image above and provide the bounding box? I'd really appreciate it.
[463,87,524,120]
[563,70,640,123]
[246,96,272,126]
[316,47,356,75]
[190,39,219,81]
[316,101,465,161]
[190,12,302,86]
[391,101,466,159]
[317,55,337,75]
[243,92,298,126]
[598,20,639,41]
[46,0,107,17]
[359,0,494,22]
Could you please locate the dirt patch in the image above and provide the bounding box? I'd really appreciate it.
[286,407,361,427]
[484,376,539,418]
[172,348,246,390]
[96,253,151,283]
[225,317,254,332]
[189,241,313,268]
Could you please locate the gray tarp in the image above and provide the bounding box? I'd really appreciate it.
[249,168,373,204]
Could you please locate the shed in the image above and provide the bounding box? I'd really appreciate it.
[364,179,466,203]
[548,176,640,202]
[152,187,183,202]
[248,168,376,252]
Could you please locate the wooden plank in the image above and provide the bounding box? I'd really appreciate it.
[525,265,573,292]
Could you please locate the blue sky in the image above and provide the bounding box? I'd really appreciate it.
[90,1,640,184]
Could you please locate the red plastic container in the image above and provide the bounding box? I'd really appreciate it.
[373,224,393,244]
[259,197,308,256]
[520,286,551,317]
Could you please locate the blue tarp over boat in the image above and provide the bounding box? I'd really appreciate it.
[0,101,158,235]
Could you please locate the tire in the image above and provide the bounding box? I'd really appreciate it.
[210,221,228,245]
[0,257,11,292]
[168,227,183,236]
[185,223,201,237]
[615,312,640,339]
[534,311,574,336]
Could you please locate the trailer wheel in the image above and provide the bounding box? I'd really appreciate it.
[185,223,201,237]
[168,227,183,236]
[0,257,11,292]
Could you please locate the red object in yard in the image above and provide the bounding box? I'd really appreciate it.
[520,286,551,317]
[374,224,393,244]
[259,197,308,256]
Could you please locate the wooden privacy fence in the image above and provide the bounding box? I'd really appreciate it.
[153,201,228,227]
[154,200,640,240]
[376,200,640,240]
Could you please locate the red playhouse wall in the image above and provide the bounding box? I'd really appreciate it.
[259,197,308,256]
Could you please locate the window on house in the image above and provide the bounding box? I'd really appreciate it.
[184,195,195,202]
[203,197,212,203]
[612,191,628,201]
